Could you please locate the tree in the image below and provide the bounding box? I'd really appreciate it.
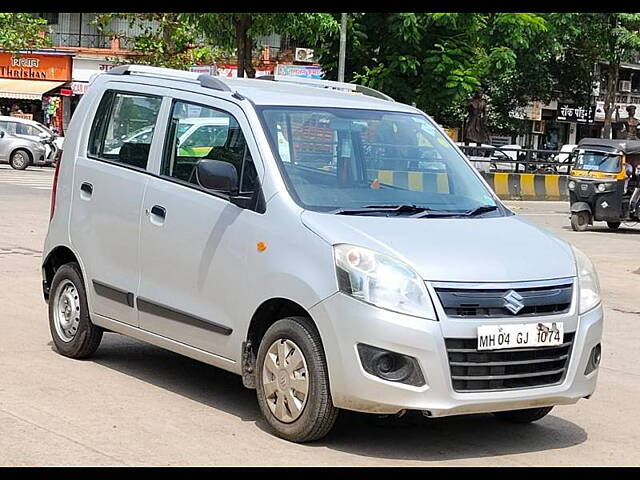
[94,13,226,69]
[314,13,551,132]
[186,13,339,78]
[566,13,640,139]
[0,13,51,50]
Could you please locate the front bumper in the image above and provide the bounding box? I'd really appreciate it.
[310,292,603,416]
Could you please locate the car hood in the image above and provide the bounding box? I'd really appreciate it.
[301,211,576,282]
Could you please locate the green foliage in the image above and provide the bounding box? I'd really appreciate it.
[94,13,228,70]
[186,13,338,77]
[315,13,555,130]
[0,13,51,51]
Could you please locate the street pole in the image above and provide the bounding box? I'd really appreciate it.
[338,13,347,83]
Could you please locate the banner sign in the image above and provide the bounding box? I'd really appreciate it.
[214,65,273,78]
[189,65,217,76]
[557,104,595,123]
[275,64,323,79]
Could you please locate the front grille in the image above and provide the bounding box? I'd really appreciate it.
[445,332,575,392]
[434,282,573,318]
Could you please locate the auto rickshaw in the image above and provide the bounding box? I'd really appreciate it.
[569,138,640,231]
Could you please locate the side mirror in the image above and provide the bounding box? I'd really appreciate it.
[0,131,4,138]
[195,159,238,193]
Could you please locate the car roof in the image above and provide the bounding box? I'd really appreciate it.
[97,66,422,114]
[0,115,39,125]
[577,138,640,154]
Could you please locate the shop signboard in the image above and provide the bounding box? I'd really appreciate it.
[557,103,595,123]
[71,82,90,95]
[0,52,72,81]
[72,57,116,83]
[275,64,323,79]
[594,101,640,122]
[509,101,542,121]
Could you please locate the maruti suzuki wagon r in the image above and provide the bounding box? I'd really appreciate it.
[42,65,603,442]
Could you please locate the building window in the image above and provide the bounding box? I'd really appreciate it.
[35,13,59,25]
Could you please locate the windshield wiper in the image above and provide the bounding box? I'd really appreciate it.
[462,204,499,216]
[330,204,430,216]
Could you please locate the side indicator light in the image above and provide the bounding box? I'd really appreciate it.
[257,242,267,252]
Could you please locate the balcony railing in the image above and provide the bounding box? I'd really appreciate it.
[50,32,112,49]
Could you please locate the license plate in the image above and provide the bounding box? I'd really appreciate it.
[477,322,564,351]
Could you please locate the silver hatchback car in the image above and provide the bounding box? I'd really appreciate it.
[0,127,47,170]
[42,66,603,442]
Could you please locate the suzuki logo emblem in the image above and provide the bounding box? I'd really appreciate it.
[503,290,525,314]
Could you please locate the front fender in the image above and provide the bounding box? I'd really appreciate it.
[571,202,592,214]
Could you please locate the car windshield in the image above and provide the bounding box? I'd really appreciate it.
[574,150,622,173]
[258,106,499,214]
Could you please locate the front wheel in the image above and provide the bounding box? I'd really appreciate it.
[255,316,339,443]
[570,211,590,231]
[9,149,30,170]
[607,221,621,230]
[493,406,553,423]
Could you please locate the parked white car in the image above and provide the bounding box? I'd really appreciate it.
[554,144,577,174]
[42,66,603,443]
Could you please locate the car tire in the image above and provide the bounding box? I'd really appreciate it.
[48,262,103,359]
[607,221,621,230]
[255,316,339,443]
[493,406,553,423]
[9,149,30,170]
[570,212,590,232]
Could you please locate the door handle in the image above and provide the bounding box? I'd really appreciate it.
[150,205,166,219]
[80,182,93,195]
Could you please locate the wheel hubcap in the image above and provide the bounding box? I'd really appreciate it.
[12,153,26,168]
[53,280,80,342]
[262,339,309,423]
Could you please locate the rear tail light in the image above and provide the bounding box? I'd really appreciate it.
[50,155,61,221]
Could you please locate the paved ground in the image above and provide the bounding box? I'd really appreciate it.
[1,164,639,466]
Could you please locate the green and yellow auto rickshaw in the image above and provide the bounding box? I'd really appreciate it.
[569,138,640,231]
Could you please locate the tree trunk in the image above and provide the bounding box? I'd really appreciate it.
[234,14,254,78]
[244,35,255,78]
[235,17,246,78]
[602,64,619,139]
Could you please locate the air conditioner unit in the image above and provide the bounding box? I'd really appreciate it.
[295,48,315,63]
[619,80,632,92]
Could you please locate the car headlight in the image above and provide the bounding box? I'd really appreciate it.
[572,246,601,314]
[568,180,576,191]
[597,183,606,192]
[334,244,437,319]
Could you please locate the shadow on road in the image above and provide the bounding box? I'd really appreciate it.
[91,333,587,462]
[561,225,640,234]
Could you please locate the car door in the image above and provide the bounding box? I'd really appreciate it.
[69,86,166,327]
[138,93,264,359]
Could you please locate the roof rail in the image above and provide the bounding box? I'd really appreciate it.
[257,75,394,102]
[106,65,231,92]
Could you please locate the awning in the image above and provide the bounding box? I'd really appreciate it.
[0,79,67,100]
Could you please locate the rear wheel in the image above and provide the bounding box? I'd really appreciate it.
[607,221,621,230]
[493,406,553,423]
[255,316,338,443]
[9,149,30,170]
[48,262,103,358]
[570,211,590,231]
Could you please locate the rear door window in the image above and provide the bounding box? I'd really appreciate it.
[88,90,163,170]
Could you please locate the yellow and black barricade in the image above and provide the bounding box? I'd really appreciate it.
[372,170,568,201]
